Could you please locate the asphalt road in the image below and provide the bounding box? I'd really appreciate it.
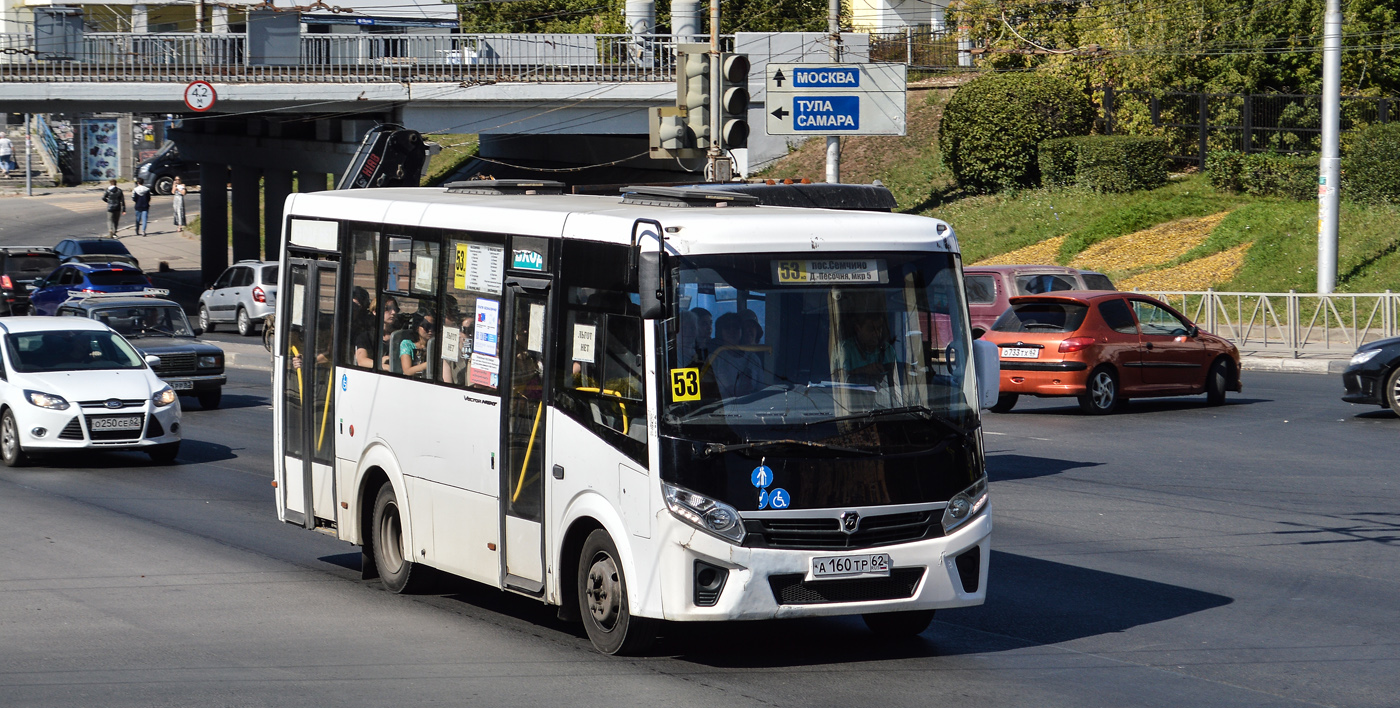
[0,369,1394,706]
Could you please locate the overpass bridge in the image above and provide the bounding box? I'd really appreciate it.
[0,30,870,281]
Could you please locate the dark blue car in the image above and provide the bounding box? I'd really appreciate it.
[29,262,154,316]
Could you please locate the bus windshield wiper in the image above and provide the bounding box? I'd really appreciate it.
[700,438,877,458]
[802,405,977,438]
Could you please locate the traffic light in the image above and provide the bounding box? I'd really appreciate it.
[649,106,700,158]
[718,53,751,150]
[680,49,711,150]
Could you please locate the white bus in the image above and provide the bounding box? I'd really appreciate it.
[272,182,999,655]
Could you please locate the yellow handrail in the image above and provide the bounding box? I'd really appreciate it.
[289,345,303,402]
[510,398,545,503]
[316,368,333,452]
[574,386,628,435]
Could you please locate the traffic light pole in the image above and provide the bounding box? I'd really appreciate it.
[825,0,841,184]
[707,0,731,181]
[1316,0,1341,294]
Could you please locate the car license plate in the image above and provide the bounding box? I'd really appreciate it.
[170,380,193,390]
[89,415,143,431]
[1001,347,1040,359]
[811,553,892,580]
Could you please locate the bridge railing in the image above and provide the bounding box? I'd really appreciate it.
[0,32,728,82]
[1136,289,1400,357]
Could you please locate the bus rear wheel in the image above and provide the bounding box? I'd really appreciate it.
[372,482,418,593]
[578,529,657,655]
[862,609,935,638]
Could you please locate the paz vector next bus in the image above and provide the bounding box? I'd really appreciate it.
[271,181,999,655]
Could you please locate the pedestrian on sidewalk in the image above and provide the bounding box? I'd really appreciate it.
[131,178,152,236]
[102,179,126,238]
[0,134,14,178]
[172,176,187,233]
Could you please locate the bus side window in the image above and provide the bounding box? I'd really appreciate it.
[344,228,379,369]
[441,231,508,393]
[554,240,647,464]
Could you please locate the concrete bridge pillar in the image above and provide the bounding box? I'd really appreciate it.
[297,171,328,193]
[230,165,261,264]
[264,168,293,261]
[199,163,230,286]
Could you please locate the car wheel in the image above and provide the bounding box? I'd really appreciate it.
[1,409,27,467]
[200,305,215,333]
[989,393,1018,413]
[862,610,935,638]
[1078,366,1120,415]
[1386,367,1400,417]
[146,442,179,465]
[372,482,421,593]
[236,307,253,337]
[197,389,222,410]
[578,528,657,656]
[1206,358,1231,406]
[153,175,175,196]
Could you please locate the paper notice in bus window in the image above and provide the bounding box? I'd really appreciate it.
[441,327,461,362]
[468,352,499,389]
[572,323,597,362]
[464,243,505,295]
[414,255,434,292]
[290,284,305,327]
[474,298,499,356]
[773,259,887,284]
[528,303,545,353]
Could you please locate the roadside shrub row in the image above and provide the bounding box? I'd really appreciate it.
[1207,123,1400,204]
[1040,136,1168,193]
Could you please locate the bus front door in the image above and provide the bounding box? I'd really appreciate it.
[279,258,339,529]
[499,277,551,594]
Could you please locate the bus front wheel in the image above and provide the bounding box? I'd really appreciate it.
[577,529,657,656]
[372,482,418,593]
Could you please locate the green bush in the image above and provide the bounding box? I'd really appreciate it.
[1207,149,1246,193]
[939,73,1096,192]
[1345,123,1400,204]
[1073,136,1168,193]
[1240,153,1316,201]
[1038,137,1082,187]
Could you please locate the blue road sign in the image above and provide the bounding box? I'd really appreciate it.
[792,67,859,88]
[758,488,769,509]
[768,488,790,509]
[792,96,859,132]
[752,465,773,488]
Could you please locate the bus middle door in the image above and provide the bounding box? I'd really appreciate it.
[279,257,339,529]
[498,276,552,594]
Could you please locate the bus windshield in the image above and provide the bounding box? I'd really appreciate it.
[662,251,976,435]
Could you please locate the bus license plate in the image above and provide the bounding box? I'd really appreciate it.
[1001,347,1040,359]
[90,415,143,431]
[811,553,891,580]
[170,380,193,390]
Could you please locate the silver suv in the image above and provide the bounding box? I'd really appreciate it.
[198,260,279,336]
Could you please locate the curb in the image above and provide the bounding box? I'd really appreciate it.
[226,351,273,373]
[1240,356,1348,375]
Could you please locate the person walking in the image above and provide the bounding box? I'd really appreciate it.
[171,176,187,233]
[102,179,126,238]
[0,133,14,179]
[131,178,152,236]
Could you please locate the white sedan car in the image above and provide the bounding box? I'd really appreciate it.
[0,317,182,466]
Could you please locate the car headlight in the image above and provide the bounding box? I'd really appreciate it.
[152,386,177,407]
[942,477,988,535]
[24,390,70,410]
[662,481,745,544]
[198,354,222,368]
[1350,349,1382,367]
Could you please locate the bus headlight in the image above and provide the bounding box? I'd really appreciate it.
[152,386,177,407]
[663,481,746,544]
[942,477,988,535]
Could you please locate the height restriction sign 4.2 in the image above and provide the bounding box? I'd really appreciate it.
[184,81,216,112]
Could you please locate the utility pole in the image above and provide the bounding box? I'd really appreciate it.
[706,0,732,181]
[1317,0,1342,294]
[825,0,841,183]
[24,113,32,197]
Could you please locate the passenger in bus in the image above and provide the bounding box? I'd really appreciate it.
[690,307,714,359]
[834,311,899,384]
[708,312,764,398]
[739,308,764,346]
[399,312,434,378]
[676,310,701,366]
[375,295,401,371]
[350,286,377,369]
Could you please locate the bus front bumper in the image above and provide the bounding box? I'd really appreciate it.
[652,509,991,622]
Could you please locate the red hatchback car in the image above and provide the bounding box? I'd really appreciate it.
[981,291,1242,414]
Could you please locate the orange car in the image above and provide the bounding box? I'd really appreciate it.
[981,291,1242,414]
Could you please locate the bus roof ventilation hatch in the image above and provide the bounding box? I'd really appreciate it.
[444,179,566,196]
[619,186,761,208]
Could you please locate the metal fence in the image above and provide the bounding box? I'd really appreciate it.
[1103,88,1394,166]
[1136,290,1400,356]
[0,32,725,83]
[868,27,962,70]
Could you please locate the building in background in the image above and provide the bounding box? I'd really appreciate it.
[850,0,946,33]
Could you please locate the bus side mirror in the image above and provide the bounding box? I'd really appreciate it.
[638,250,664,320]
[972,339,999,409]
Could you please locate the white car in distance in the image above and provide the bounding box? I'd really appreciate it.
[0,317,182,466]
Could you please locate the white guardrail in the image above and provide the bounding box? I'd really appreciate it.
[1139,290,1400,356]
[0,32,724,83]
